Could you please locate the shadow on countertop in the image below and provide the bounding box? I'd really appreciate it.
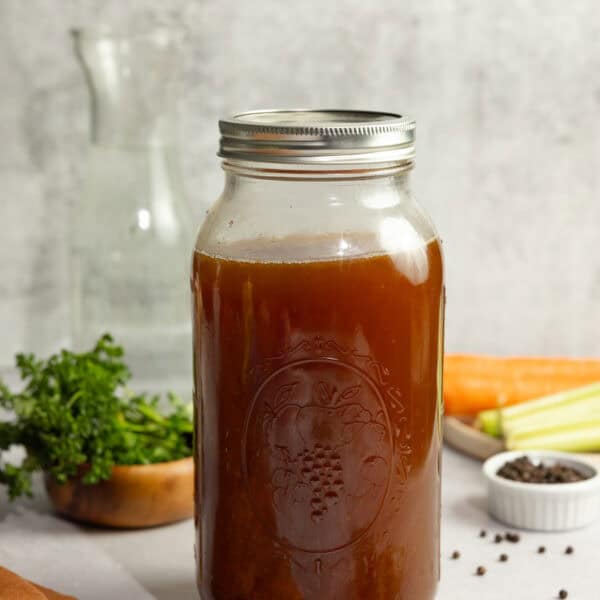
[143,577,197,600]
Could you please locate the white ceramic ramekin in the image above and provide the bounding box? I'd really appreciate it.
[482,450,600,531]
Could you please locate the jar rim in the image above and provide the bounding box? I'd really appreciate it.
[70,24,186,44]
[218,109,416,165]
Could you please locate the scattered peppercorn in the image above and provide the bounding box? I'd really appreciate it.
[479,529,487,538]
[559,590,568,599]
[538,546,546,554]
[476,566,486,576]
[565,546,574,555]
[505,532,520,543]
[494,534,503,543]
[499,553,508,562]
[451,551,460,560]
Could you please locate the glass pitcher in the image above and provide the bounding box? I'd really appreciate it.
[192,110,444,600]
[71,26,193,396]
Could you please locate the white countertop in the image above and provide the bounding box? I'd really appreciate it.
[1,447,598,600]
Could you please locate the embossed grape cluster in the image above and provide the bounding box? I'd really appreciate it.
[296,443,344,523]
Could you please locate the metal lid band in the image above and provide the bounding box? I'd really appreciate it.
[218,109,416,165]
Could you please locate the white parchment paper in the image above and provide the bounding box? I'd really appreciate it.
[0,504,154,600]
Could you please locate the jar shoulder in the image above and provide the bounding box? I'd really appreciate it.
[194,177,439,264]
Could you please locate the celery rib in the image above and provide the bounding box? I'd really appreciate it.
[476,381,600,452]
[507,420,600,452]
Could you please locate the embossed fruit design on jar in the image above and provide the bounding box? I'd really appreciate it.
[245,359,394,554]
[192,111,444,600]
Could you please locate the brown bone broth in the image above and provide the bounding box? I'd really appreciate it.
[192,234,444,599]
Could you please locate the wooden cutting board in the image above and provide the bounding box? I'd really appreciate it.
[444,416,600,468]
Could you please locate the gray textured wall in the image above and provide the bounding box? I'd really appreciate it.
[2,0,600,371]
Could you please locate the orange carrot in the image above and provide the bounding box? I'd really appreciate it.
[444,354,600,416]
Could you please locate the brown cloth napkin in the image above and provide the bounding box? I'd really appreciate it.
[0,566,76,600]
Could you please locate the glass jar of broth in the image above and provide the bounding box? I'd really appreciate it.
[192,110,444,600]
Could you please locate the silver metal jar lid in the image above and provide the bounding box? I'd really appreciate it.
[218,109,415,165]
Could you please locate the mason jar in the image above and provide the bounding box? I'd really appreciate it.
[191,110,444,600]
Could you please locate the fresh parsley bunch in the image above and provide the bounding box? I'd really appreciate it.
[0,334,193,500]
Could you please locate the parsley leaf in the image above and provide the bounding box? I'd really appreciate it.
[0,334,193,500]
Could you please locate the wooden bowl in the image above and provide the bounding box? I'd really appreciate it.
[45,457,194,528]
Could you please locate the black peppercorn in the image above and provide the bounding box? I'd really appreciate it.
[559,590,568,599]
[538,546,546,554]
[565,546,574,555]
[451,550,460,560]
[476,566,486,576]
[497,455,589,483]
[499,553,508,562]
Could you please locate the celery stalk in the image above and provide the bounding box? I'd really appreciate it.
[501,382,600,428]
[502,397,600,438]
[507,420,600,452]
[509,415,600,441]
[475,382,600,451]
